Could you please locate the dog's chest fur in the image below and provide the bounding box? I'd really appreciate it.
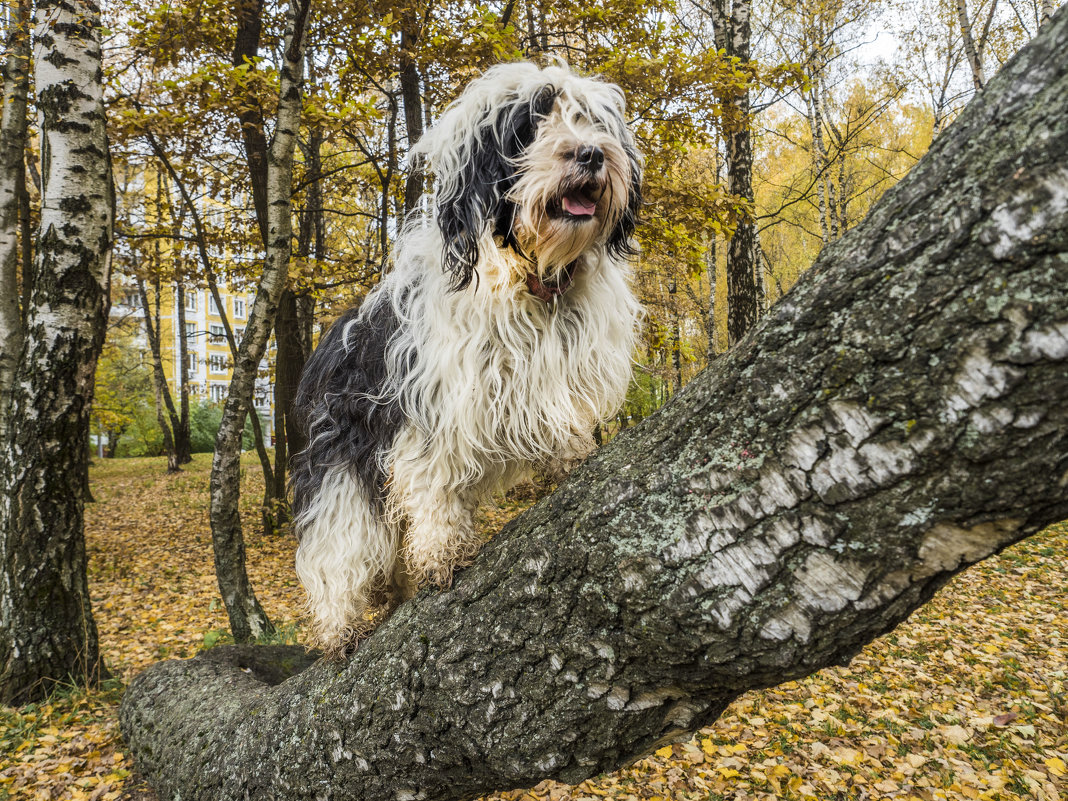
[373,239,639,487]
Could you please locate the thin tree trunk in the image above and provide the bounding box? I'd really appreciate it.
[141,129,273,493]
[203,263,277,533]
[381,89,398,274]
[400,25,425,216]
[224,0,283,529]
[123,11,1068,792]
[708,0,759,346]
[271,124,321,519]
[137,277,181,472]
[174,284,193,464]
[271,287,305,523]
[0,0,30,437]
[0,0,112,704]
[957,0,986,90]
[209,0,310,642]
[704,237,717,360]
[706,151,721,362]
[232,0,269,247]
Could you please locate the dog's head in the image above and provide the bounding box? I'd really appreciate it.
[410,62,642,293]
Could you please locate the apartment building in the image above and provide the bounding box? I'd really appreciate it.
[113,282,275,441]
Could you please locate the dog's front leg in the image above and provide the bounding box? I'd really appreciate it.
[389,436,483,588]
[294,466,399,655]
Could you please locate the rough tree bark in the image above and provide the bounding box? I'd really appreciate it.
[0,0,112,704]
[121,11,1068,800]
[208,0,310,641]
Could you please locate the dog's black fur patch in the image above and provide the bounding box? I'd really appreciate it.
[437,85,559,290]
[607,139,643,260]
[291,298,407,520]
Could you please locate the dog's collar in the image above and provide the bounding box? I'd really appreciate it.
[525,261,579,303]
[495,235,578,304]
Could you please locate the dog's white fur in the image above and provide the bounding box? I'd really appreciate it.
[294,62,642,654]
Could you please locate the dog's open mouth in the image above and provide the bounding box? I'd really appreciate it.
[553,183,603,220]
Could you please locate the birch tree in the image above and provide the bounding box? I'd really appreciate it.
[702,0,760,345]
[208,0,311,642]
[0,0,113,704]
[0,0,30,437]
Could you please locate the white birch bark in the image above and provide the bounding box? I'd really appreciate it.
[0,0,112,704]
[957,0,986,90]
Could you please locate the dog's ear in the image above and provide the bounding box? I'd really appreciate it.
[437,85,558,290]
[606,140,643,260]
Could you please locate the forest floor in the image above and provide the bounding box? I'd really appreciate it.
[0,453,1065,801]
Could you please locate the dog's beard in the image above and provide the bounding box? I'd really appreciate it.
[507,124,632,284]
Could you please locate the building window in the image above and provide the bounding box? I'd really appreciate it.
[209,324,226,344]
[185,290,198,312]
[208,296,220,316]
[186,353,198,375]
[233,298,246,319]
[210,384,227,402]
[185,322,196,341]
[235,327,245,346]
[209,354,228,374]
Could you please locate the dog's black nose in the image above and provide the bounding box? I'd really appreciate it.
[575,144,604,170]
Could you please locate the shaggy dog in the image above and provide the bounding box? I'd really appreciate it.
[292,62,643,654]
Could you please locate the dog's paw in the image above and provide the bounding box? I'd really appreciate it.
[407,557,457,589]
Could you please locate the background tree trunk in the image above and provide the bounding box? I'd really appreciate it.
[173,284,192,464]
[0,0,112,704]
[224,0,288,533]
[400,21,425,216]
[121,9,1068,798]
[706,0,760,345]
[208,0,310,642]
[0,0,30,438]
[136,277,182,473]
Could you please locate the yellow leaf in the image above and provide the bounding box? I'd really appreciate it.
[654,746,673,759]
[1046,757,1066,777]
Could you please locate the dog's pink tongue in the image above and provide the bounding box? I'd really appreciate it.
[563,195,596,216]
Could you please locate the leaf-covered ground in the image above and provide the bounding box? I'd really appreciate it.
[0,454,1064,800]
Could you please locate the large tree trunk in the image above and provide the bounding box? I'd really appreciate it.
[121,11,1068,799]
[208,0,310,642]
[0,0,112,704]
